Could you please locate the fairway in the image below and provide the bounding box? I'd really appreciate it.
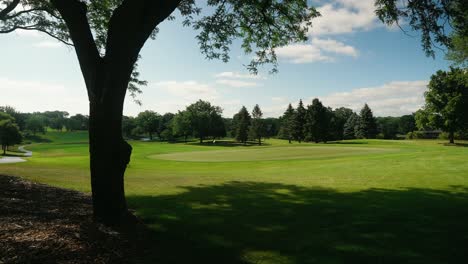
[1,132,468,264]
[151,146,396,162]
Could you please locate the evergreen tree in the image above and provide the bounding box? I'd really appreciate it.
[343,113,358,139]
[331,107,354,140]
[234,106,251,144]
[356,104,377,139]
[249,104,265,145]
[293,99,306,142]
[279,104,295,143]
[304,98,330,143]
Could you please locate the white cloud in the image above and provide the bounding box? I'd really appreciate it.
[276,43,333,64]
[276,38,357,64]
[0,77,88,115]
[310,0,379,36]
[311,38,358,57]
[317,80,428,116]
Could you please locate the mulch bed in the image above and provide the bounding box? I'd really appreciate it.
[0,175,141,264]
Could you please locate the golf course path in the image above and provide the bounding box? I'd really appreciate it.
[0,146,32,164]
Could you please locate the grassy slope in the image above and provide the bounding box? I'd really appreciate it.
[1,131,468,263]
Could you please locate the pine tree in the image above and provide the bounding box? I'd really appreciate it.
[249,104,265,145]
[356,104,377,139]
[234,106,251,144]
[279,104,295,143]
[343,113,358,139]
[293,99,306,142]
[304,98,330,143]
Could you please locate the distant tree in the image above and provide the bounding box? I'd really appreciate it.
[209,113,227,140]
[0,119,22,155]
[234,106,251,144]
[356,104,377,139]
[25,114,46,135]
[0,106,26,131]
[304,98,330,143]
[122,116,137,139]
[159,113,175,141]
[343,113,359,139]
[419,68,468,143]
[398,114,416,134]
[136,111,161,140]
[186,100,224,143]
[172,111,192,143]
[376,117,399,139]
[278,104,295,143]
[264,118,280,138]
[293,100,306,142]
[43,111,69,131]
[67,114,89,131]
[415,109,433,131]
[249,104,265,145]
[331,107,354,140]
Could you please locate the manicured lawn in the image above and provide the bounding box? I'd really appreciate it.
[1,131,468,263]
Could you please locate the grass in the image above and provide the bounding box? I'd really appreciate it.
[1,131,468,263]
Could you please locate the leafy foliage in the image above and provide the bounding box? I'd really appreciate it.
[419,67,468,143]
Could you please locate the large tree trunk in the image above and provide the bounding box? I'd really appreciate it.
[88,66,133,226]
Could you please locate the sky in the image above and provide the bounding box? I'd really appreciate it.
[0,0,451,118]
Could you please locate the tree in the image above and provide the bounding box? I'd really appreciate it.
[343,113,359,139]
[304,98,330,143]
[43,111,69,131]
[376,117,399,139]
[331,107,353,140]
[172,111,192,143]
[159,113,175,141]
[446,33,468,68]
[1,0,319,225]
[66,114,89,131]
[398,114,416,134]
[186,100,224,143]
[263,118,280,138]
[356,104,377,139]
[25,114,46,135]
[279,104,295,143]
[0,119,22,155]
[136,111,161,140]
[0,106,26,131]
[293,100,306,142]
[249,104,265,145]
[375,0,467,58]
[234,106,251,144]
[121,116,137,139]
[420,68,468,143]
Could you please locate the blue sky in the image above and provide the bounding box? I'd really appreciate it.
[0,0,450,117]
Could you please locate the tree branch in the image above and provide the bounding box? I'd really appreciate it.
[0,0,20,19]
[50,0,101,100]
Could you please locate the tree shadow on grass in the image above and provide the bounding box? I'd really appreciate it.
[441,142,468,147]
[23,135,52,143]
[128,182,468,264]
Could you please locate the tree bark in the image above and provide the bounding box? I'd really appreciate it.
[88,65,133,226]
[449,131,455,144]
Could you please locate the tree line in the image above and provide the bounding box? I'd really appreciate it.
[1,66,466,154]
